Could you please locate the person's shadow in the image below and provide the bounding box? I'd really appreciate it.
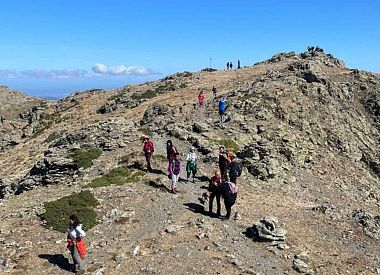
[38,254,71,271]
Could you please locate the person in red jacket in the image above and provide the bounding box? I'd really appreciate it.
[142,137,154,172]
[198,90,205,108]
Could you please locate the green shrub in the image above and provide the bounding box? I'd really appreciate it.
[41,191,98,233]
[132,89,158,100]
[44,132,62,143]
[71,148,102,169]
[138,127,153,137]
[85,167,144,188]
[212,139,240,152]
[118,152,144,164]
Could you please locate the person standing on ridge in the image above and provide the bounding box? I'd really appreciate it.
[228,155,242,184]
[238,60,241,69]
[198,90,205,109]
[67,215,86,275]
[169,153,181,193]
[218,146,230,180]
[186,147,197,182]
[221,180,238,220]
[142,137,154,172]
[226,62,230,70]
[218,97,227,122]
[208,170,222,217]
[230,62,233,70]
[212,86,217,101]
[166,140,178,177]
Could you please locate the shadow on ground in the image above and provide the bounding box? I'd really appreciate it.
[148,180,171,192]
[38,254,71,272]
[128,161,166,175]
[183,202,221,218]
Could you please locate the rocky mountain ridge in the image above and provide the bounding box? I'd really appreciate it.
[0,47,379,274]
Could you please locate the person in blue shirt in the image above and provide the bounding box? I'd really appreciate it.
[218,98,227,122]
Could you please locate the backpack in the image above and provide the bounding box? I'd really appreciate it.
[226,150,233,163]
[219,100,226,112]
[231,162,242,177]
[172,159,181,175]
[144,140,154,153]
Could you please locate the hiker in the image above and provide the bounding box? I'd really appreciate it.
[238,60,241,69]
[166,140,178,176]
[228,155,242,184]
[198,90,205,108]
[226,62,230,70]
[230,62,233,70]
[142,137,154,172]
[221,180,238,220]
[218,98,227,122]
[212,86,217,101]
[186,147,197,182]
[67,215,86,275]
[218,146,230,180]
[208,170,222,216]
[169,152,181,193]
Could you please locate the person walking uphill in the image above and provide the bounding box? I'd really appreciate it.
[186,147,197,182]
[221,180,238,220]
[142,137,154,172]
[198,90,205,108]
[209,171,222,217]
[166,140,178,177]
[169,153,181,193]
[67,215,86,275]
[219,98,227,122]
[229,155,242,184]
[219,146,230,180]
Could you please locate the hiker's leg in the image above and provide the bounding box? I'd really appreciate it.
[73,244,84,272]
[216,193,221,216]
[225,202,232,220]
[209,192,215,213]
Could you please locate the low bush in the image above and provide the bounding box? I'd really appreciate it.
[71,148,102,169]
[41,191,98,233]
[132,89,158,100]
[212,139,240,152]
[138,127,153,137]
[44,132,62,143]
[85,167,144,188]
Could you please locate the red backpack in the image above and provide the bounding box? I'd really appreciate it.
[144,140,154,153]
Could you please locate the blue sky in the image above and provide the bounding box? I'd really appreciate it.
[0,0,379,98]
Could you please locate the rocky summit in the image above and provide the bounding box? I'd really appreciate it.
[0,47,379,274]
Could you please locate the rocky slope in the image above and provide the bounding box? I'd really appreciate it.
[0,47,379,274]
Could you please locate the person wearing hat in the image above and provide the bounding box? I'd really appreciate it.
[228,155,242,184]
[186,147,197,182]
[142,136,154,172]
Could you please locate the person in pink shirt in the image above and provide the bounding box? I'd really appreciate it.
[198,90,205,108]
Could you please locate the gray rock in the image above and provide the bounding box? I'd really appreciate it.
[247,217,286,242]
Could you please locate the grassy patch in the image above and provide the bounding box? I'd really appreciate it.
[212,139,240,152]
[41,191,98,233]
[85,167,144,188]
[71,148,102,169]
[132,89,158,100]
[118,152,144,164]
[138,127,153,137]
[44,132,62,143]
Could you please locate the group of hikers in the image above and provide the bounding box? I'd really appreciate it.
[65,85,239,274]
[226,59,241,70]
[142,136,242,220]
[196,86,227,122]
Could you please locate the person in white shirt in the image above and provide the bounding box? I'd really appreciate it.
[186,147,198,182]
[67,215,86,274]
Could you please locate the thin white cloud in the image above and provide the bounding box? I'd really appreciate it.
[0,69,93,79]
[0,65,159,79]
[91,63,155,76]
